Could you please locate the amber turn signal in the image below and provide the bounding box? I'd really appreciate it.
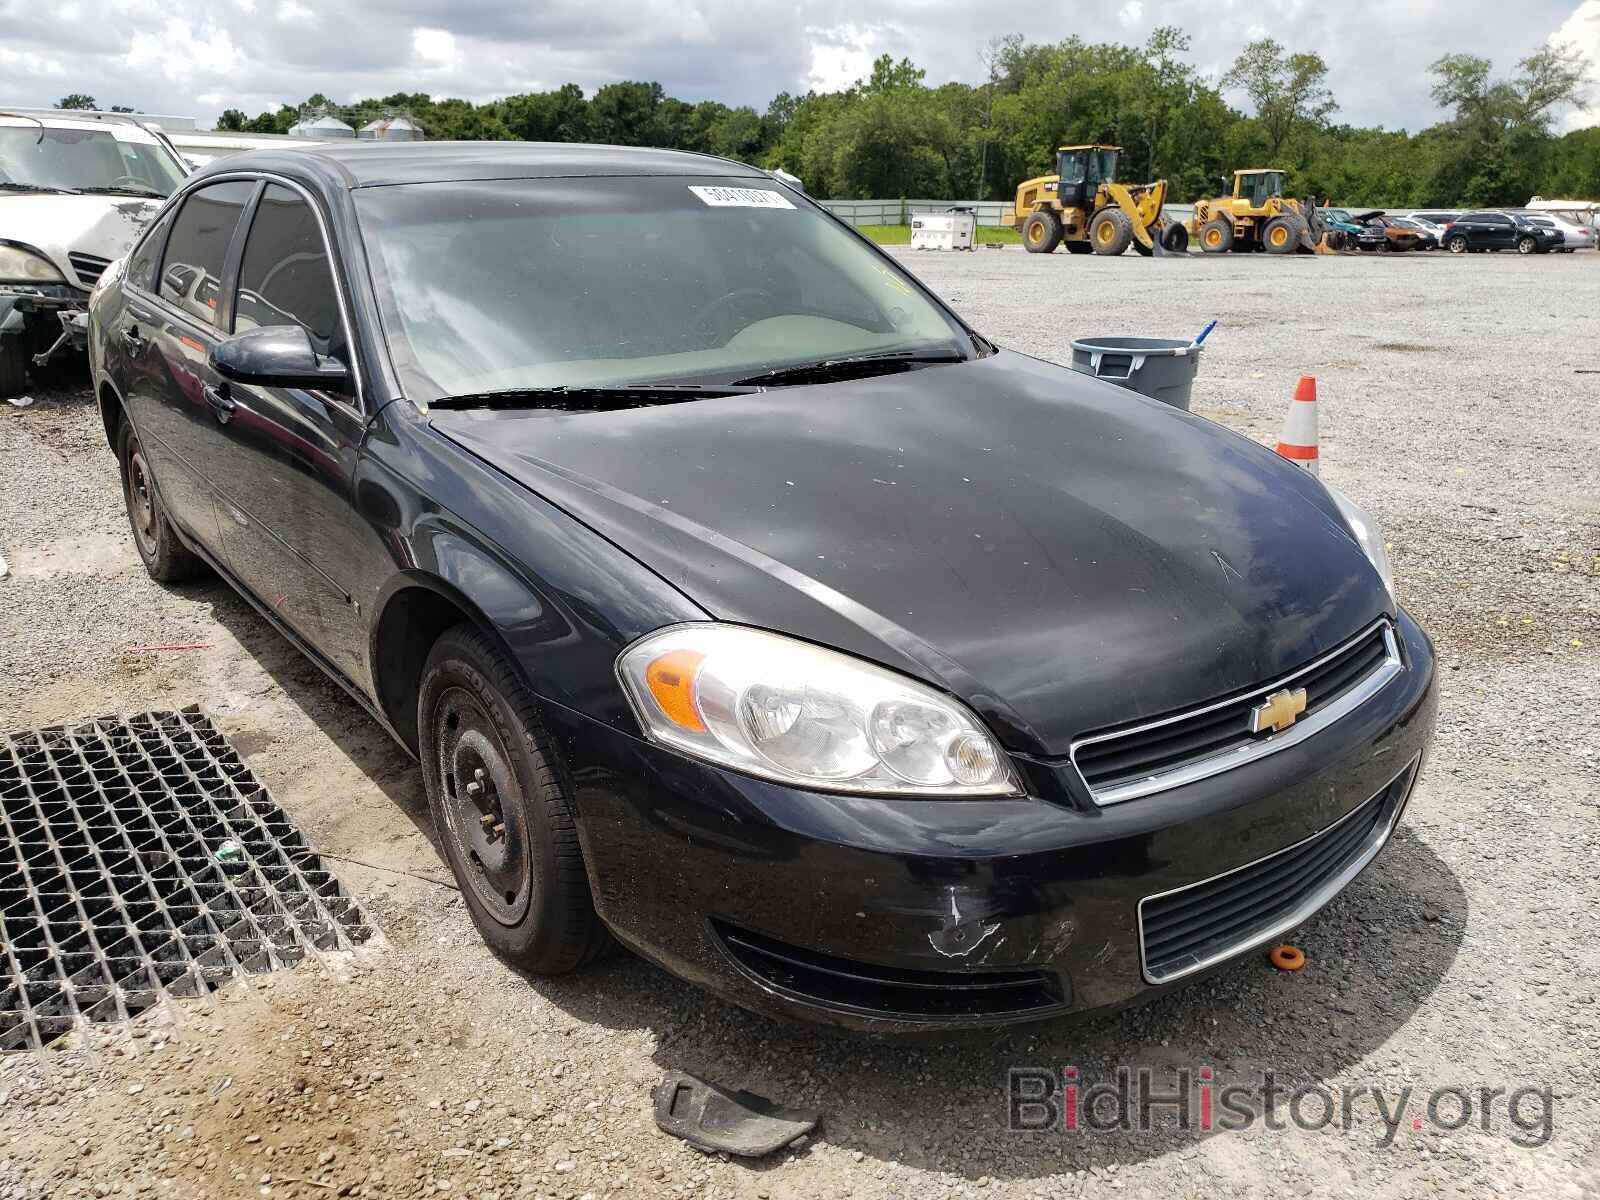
[644,649,707,732]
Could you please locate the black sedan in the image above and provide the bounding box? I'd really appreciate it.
[1441,210,1563,254]
[88,144,1437,1032]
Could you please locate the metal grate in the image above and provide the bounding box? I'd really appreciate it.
[67,251,113,288]
[1072,621,1403,805]
[1138,759,1418,985]
[0,708,372,1052]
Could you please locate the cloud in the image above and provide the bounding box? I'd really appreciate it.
[0,0,1590,135]
[1551,0,1600,130]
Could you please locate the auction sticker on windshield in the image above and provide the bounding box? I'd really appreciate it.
[688,186,796,209]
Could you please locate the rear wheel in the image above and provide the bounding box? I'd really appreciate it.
[1021,210,1062,254]
[1263,216,1300,254]
[418,625,612,974]
[1199,218,1234,254]
[118,420,206,583]
[1089,208,1133,256]
[1161,223,1190,253]
[1446,235,1468,254]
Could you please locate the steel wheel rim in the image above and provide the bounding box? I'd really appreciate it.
[127,446,158,558]
[434,687,533,925]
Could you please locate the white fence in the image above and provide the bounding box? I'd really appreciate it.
[818,198,1197,229]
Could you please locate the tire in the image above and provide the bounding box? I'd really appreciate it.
[1198,217,1234,254]
[1262,216,1300,254]
[1088,208,1133,256]
[1446,235,1468,255]
[0,332,27,398]
[1161,223,1190,253]
[1021,210,1062,254]
[117,419,207,583]
[418,625,611,974]
[1516,236,1536,255]
[1064,240,1092,255]
[1132,236,1153,257]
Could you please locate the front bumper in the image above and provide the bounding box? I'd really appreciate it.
[546,609,1438,1033]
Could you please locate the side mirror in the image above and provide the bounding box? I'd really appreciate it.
[209,325,349,392]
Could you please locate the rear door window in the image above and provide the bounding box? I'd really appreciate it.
[233,184,340,352]
[158,180,254,326]
[126,207,176,294]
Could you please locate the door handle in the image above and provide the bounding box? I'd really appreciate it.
[204,383,236,424]
[121,324,145,353]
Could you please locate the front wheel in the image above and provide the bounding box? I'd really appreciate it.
[1088,208,1134,256]
[1262,216,1301,254]
[418,625,612,974]
[1198,218,1234,253]
[0,332,27,398]
[1516,236,1536,255]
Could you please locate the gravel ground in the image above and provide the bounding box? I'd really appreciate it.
[1,247,1597,1200]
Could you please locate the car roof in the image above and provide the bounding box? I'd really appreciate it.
[190,141,772,189]
[0,112,162,141]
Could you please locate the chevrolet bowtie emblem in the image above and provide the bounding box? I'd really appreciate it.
[1251,686,1308,734]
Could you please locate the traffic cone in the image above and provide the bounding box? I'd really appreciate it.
[1275,376,1319,476]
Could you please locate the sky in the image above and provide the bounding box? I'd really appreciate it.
[2,0,1596,134]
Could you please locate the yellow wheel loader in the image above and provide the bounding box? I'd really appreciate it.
[1188,169,1334,254]
[1010,145,1187,257]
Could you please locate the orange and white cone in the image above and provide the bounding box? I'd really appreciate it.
[1275,375,1319,476]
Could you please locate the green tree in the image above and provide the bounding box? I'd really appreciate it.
[1222,39,1336,159]
[1428,45,1592,205]
[55,93,96,110]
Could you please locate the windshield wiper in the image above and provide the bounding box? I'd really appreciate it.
[77,184,166,198]
[732,349,967,388]
[429,382,764,411]
[0,181,81,195]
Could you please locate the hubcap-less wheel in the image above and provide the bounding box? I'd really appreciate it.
[127,446,159,559]
[435,688,532,925]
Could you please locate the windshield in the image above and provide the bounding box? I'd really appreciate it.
[0,126,185,196]
[355,176,973,401]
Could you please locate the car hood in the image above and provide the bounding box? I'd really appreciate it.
[431,350,1391,757]
[0,194,162,288]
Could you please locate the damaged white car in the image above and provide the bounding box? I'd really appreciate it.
[1,110,188,396]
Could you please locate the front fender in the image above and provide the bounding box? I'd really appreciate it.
[363,402,709,734]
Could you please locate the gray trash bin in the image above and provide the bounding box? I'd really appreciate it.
[1069,336,1200,411]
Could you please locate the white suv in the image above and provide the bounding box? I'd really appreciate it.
[1,110,189,396]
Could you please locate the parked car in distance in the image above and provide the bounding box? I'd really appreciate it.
[1441,210,1562,255]
[1352,212,1425,252]
[1521,212,1594,252]
[1404,210,1460,228]
[0,110,189,396]
[1390,216,1445,248]
[90,142,1437,1032]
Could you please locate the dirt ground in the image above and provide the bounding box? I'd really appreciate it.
[1,248,1598,1200]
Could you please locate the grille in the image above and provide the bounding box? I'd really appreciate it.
[67,252,112,288]
[1138,761,1416,984]
[0,708,372,1052]
[1073,621,1400,805]
[715,922,1067,1023]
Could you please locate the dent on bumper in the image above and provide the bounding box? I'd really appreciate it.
[547,609,1438,1031]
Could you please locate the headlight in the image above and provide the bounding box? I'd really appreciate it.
[1325,484,1395,601]
[617,624,1017,796]
[0,244,65,285]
